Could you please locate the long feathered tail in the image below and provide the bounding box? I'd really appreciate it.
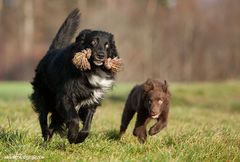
[48,8,80,50]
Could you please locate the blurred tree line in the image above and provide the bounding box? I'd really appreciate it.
[0,0,239,82]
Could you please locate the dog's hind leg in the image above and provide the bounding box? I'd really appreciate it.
[39,111,49,141]
[48,112,65,140]
[57,95,80,144]
[31,91,50,141]
[119,104,136,136]
[75,106,96,143]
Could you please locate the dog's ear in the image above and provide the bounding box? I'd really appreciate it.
[144,79,154,92]
[162,80,168,93]
[109,34,119,58]
[76,29,92,44]
[162,80,171,104]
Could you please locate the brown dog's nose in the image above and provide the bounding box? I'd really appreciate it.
[150,111,157,116]
[151,112,160,119]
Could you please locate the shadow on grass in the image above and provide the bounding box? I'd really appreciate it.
[103,129,121,141]
[107,95,127,102]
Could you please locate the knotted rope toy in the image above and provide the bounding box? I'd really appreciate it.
[72,48,123,73]
[72,49,92,71]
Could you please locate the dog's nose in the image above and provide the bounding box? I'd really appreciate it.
[150,111,158,116]
[151,112,156,116]
[150,111,160,118]
[97,52,105,60]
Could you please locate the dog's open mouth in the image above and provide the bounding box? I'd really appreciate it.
[93,55,105,66]
[93,60,104,66]
[151,114,160,119]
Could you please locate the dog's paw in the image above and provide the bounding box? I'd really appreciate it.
[133,127,147,144]
[148,126,158,136]
[67,132,78,144]
[149,123,166,136]
[138,136,147,144]
[48,128,54,141]
[75,131,89,144]
[119,130,125,138]
[42,129,51,142]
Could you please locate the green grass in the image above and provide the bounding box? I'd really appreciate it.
[0,81,240,162]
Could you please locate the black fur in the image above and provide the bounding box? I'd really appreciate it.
[30,9,119,144]
[49,8,80,50]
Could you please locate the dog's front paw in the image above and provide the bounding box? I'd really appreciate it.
[138,135,147,144]
[75,131,89,144]
[149,122,166,136]
[42,129,51,142]
[133,127,147,144]
[48,128,54,141]
[67,132,78,144]
[149,126,159,136]
[119,130,125,138]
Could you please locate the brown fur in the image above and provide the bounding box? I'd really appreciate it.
[120,79,171,143]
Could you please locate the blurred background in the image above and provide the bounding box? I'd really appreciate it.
[0,0,239,82]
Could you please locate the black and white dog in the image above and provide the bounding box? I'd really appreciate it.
[30,9,120,144]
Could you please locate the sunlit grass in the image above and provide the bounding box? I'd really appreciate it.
[0,81,239,161]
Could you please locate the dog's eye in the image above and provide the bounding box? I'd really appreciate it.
[148,99,152,105]
[91,40,97,46]
[105,43,109,49]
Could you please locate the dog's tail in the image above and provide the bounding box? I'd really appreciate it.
[48,8,80,50]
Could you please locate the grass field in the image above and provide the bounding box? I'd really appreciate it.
[0,81,240,162]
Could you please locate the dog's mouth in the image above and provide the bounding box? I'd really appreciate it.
[93,59,104,66]
[93,56,105,66]
[93,53,106,66]
[151,113,160,119]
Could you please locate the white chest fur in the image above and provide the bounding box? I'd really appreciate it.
[88,74,114,90]
[76,73,114,110]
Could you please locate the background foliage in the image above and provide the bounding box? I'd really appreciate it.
[0,0,240,81]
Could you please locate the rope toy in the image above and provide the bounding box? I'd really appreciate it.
[72,49,92,71]
[72,48,123,73]
[104,57,123,73]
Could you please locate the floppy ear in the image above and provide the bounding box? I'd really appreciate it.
[76,29,92,44]
[162,80,171,104]
[162,80,168,93]
[109,34,119,58]
[144,79,154,92]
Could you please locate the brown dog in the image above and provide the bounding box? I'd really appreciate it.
[120,79,171,143]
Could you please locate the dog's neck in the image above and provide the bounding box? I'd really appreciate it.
[87,68,115,90]
[76,69,114,110]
